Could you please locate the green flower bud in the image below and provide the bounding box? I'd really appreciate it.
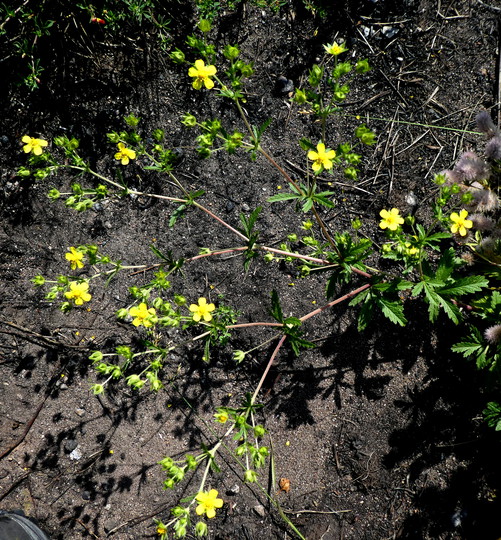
[181,114,197,127]
[198,19,211,33]
[163,478,175,489]
[254,425,266,438]
[244,469,257,483]
[351,218,362,230]
[169,49,185,64]
[174,295,187,306]
[91,384,105,395]
[224,44,239,60]
[233,350,246,363]
[17,167,31,177]
[355,59,370,73]
[240,64,254,77]
[195,521,208,537]
[32,275,46,286]
[116,308,129,319]
[89,351,104,362]
[158,457,174,470]
[293,89,307,104]
[185,454,198,470]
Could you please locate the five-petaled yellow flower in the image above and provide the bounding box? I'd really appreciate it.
[65,281,92,305]
[195,489,224,519]
[129,303,157,327]
[65,247,84,270]
[22,135,48,155]
[307,142,336,173]
[189,297,215,323]
[379,208,404,231]
[450,209,473,236]
[188,59,217,90]
[114,142,136,165]
[323,42,348,56]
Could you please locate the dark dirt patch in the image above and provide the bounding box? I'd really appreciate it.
[1,1,501,539]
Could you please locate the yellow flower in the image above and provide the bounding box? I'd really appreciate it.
[188,59,217,90]
[65,281,91,305]
[65,247,84,270]
[323,42,348,56]
[114,142,136,165]
[129,303,157,327]
[189,297,215,322]
[214,411,228,423]
[307,142,336,173]
[379,208,404,231]
[404,242,419,256]
[195,489,224,519]
[450,209,473,236]
[22,135,48,155]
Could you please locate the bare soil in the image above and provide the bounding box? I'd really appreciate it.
[1,1,501,539]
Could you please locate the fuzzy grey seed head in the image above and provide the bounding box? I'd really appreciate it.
[454,152,490,182]
[476,236,496,255]
[443,169,463,185]
[484,325,501,344]
[466,187,500,213]
[469,213,496,230]
[475,111,498,137]
[485,136,501,160]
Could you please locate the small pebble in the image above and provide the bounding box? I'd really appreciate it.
[75,408,86,417]
[227,484,240,495]
[382,26,399,38]
[70,448,82,461]
[104,519,118,532]
[241,203,250,212]
[81,489,91,500]
[253,504,266,518]
[276,76,294,95]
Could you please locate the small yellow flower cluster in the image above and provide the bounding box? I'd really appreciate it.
[450,209,473,236]
[114,142,136,165]
[323,41,348,56]
[22,135,48,155]
[188,59,217,90]
[379,208,404,231]
[65,281,91,305]
[189,297,215,322]
[65,247,84,270]
[195,489,223,519]
[307,142,336,173]
[129,303,156,328]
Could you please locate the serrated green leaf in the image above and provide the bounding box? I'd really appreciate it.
[302,198,313,212]
[357,298,374,331]
[349,288,371,306]
[270,290,283,323]
[437,294,461,324]
[268,193,302,203]
[451,342,483,357]
[377,297,407,326]
[438,275,488,296]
